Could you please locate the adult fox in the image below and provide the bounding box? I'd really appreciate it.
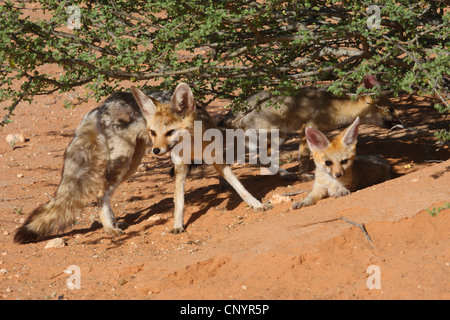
[14,83,270,243]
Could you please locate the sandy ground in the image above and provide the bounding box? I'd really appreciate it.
[0,79,449,300]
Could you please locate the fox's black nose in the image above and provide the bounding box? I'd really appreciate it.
[335,172,342,178]
[153,148,160,155]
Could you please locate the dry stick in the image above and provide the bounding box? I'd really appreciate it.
[1,76,33,126]
[282,189,309,196]
[49,271,65,280]
[389,123,434,137]
[288,217,341,229]
[340,217,375,249]
[289,216,375,249]
[0,196,34,202]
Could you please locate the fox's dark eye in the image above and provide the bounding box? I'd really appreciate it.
[325,160,333,166]
[166,129,175,136]
[150,130,156,136]
[341,159,348,165]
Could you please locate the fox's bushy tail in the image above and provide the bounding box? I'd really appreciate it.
[14,111,106,244]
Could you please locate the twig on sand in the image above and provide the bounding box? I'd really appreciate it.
[0,196,34,202]
[281,189,309,196]
[289,216,375,249]
[340,217,375,249]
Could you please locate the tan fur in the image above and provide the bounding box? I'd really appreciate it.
[219,87,396,181]
[14,91,151,243]
[131,84,272,234]
[292,117,392,209]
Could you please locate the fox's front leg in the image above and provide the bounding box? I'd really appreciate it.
[213,163,272,212]
[172,162,189,233]
[333,187,351,198]
[292,184,328,209]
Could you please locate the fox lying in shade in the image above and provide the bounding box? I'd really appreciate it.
[292,117,392,209]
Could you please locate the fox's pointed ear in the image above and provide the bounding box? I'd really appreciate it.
[170,83,195,116]
[342,116,360,146]
[305,126,329,152]
[131,86,157,119]
[363,74,379,89]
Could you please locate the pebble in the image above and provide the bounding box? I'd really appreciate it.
[6,133,25,146]
[118,279,128,286]
[45,238,66,249]
[137,163,148,172]
[270,194,292,204]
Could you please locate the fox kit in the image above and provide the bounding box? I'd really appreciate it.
[291,117,392,209]
[131,83,271,234]
[219,76,397,181]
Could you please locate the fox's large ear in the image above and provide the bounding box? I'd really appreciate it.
[305,126,329,152]
[170,83,195,116]
[131,86,157,119]
[342,116,360,146]
[363,74,379,89]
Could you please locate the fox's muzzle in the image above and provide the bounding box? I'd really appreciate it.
[152,147,167,156]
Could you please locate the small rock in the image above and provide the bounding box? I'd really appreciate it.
[270,194,292,205]
[6,133,25,147]
[45,238,65,249]
[118,279,128,286]
[17,173,24,178]
[0,268,8,275]
[100,238,113,245]
[137,163,148,172]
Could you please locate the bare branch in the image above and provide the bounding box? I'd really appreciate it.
[1,75,33,126]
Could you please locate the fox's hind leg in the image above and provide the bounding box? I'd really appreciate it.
[98,183,124,236]
[98,138,147,236]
